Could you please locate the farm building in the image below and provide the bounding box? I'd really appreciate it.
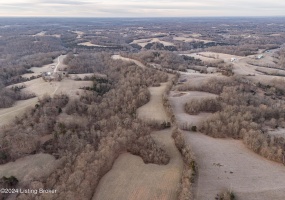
[257,54,264,59]
[42,71,68,82]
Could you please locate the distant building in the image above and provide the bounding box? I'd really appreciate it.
[42,72,55,81]
[257,55,264,59]
[42,71,68,82]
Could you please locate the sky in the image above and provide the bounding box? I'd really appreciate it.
[0,0,285,17]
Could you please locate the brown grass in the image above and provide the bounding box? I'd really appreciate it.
[137,82,170,124]
[216,189,235,200]
[184,131,285,200]
[112,55,147,69]
[169,91,217,130]
[131,38,175,47]
[93,129,183,200]
[0,79,91,128]
[0,98,38,127]
[0,153,60,183]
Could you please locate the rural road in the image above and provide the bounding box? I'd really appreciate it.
[54,55,61,73]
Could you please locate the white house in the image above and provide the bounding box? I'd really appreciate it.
[257,55,264,59]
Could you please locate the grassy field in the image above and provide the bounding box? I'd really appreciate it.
[72,30,84,38]
[93,129,183,200]
[112,55,146,69]
[137,82,170,124]
[173,37,214,44]
[169,91,216,129]
[131,38,175,47]
[0,97,38,127]
[0,153,60,183]
[78,41,113,47]
[185,131,285,200]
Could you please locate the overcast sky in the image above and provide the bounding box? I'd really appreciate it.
[0,0,285,17]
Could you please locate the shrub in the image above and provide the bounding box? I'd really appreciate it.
[0,176,18,187]
[176,77,234,95]
[191,126,197,132]
[172,128,196,200]
[127,135,170,165]
[184,98,221,115]
[216,189,235,200]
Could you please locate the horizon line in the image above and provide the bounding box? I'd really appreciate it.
[0,16,285,18]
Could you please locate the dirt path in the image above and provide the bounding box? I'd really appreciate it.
[93,75,183,200]
[54,55,61,73]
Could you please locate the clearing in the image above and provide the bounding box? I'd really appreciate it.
[32,31,60,38]
[112,55,146,69]
[173,37,214,44]
[268,128,285,138]
[78,41,115,48]
[131,38,175,47]
[93,129,183,200]
[72,30,84,39]
[0,98,38,127]
[0,153,60,184]
[183,52,244,63]
[0,78,58,127]
[22,54,67,78]
[169,91,216,129]
[137,82,170,124]
[185,132,285,200]
[175,73,226,87]
[69,73,106,80]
